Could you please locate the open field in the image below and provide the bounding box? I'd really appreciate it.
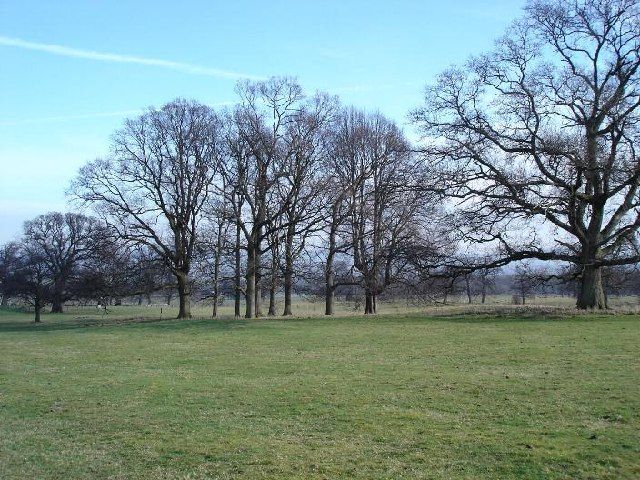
[1,307,639,479]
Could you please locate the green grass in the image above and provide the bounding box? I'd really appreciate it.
[1,307,639,479]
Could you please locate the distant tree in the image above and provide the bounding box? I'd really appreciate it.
[0,242,21,306]
[22,212,107,313]
[478,266,498,304]
[512,263,547,305]
[413,0,640,309]
[73,99,221,318]
[13,246,49,323]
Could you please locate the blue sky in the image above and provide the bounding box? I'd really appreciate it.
[0,0,526,243]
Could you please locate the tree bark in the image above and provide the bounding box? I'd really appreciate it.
[176,271,191,319]
[268,235,278,317]
[212,252,221,319]
[282,268,293,316]
[364,290,375,314]
[34,293,41,323]
[254,232,263,318]
[234,222,241,318]
[245,244,255,318]
[325,216,337,316]
[282,225,294,316]
[212,292,218,318]
[576,265,606,309]
[325,271,335,316]
[268,285,277,316]
[51,283,64,313]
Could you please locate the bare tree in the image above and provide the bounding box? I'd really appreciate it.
[337,109,428,314]
[72,99,221,318]
[198,200,233,318]
[512,263,547,305]
[478,266,499,304]
[13,245,48,323]
[0,242,20,307]
[22,212,107,313]
[276,93,337,315]
[218,77,320,318]
[413,0,640,309]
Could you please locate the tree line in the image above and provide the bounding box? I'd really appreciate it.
[1,0,639,320]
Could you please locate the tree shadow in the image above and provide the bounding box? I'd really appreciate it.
[0,313,254,334]
[0,307,633,334]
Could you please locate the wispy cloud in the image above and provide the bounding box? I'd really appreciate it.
[0,102,235,126]
[0,109,143,126]
[0,35,265,80]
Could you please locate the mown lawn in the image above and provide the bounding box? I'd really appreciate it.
[0,308,639,479]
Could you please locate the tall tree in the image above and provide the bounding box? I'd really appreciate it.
[413,0,640,309]
[336,109,427,314]
[73,99,221,318]
[276,92,337,315]
[217,77,315,318]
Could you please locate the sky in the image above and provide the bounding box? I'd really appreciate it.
[0,0,527,243]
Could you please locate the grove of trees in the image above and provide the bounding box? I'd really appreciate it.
[1,0,638,320]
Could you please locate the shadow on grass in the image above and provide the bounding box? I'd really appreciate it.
[0,313,256,334]
[1,305,633,335]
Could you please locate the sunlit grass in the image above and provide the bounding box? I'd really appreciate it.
[1,307,639,479]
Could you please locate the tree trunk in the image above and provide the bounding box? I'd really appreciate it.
[364,290,375,314]
[254,237,262,318]
[576,265,606,309]
[1,295,7,307]
[282,268,293,316]
[325,210,339,316]
[212,258,220,319]
[234,222,242,318]
[325,271,335,316]
[51,295,63,313]
[268,235,278,317]
[268,285,276,316]
[282,227,294,316]
[176,272,191,319]
[465,276,472,304]
[245,244,255,318]
[34,293,41,323]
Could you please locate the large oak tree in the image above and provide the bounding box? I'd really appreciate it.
[413,0,640,309]
[73,99,221,318]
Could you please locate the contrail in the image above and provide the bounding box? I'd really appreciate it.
[0,35,265,80]
[0,102,236,126]
[0,110,143,126]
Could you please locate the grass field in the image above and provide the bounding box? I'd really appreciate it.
[1,307,639,479]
